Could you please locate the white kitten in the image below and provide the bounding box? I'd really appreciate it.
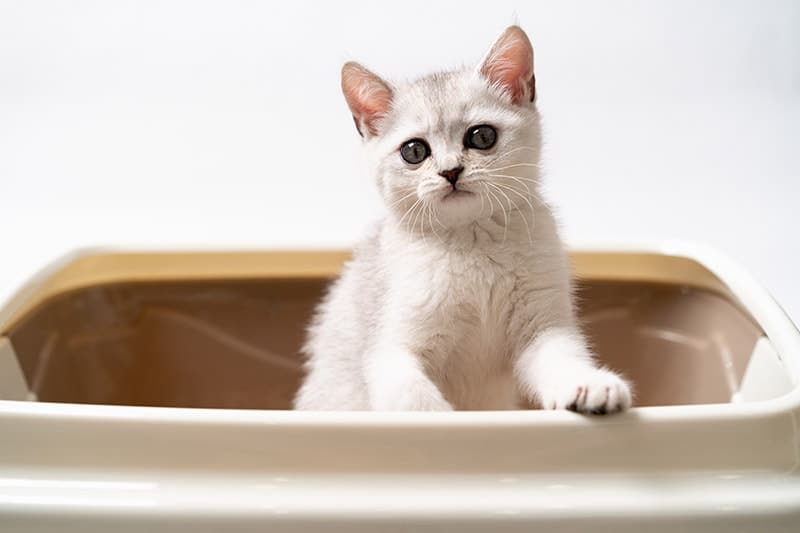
[294,26,632,413]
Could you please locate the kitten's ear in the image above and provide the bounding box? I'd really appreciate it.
[341,62,393,137]
[479,25,536,105]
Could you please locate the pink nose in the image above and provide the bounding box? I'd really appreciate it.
[439,166,464,185]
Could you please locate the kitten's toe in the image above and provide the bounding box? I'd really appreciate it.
[541,370,632,415]
[579,370,631,414]
[542,384,585,412]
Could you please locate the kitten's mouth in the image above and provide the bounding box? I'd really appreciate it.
[441,188,473,202]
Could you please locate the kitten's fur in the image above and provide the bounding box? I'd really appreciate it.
[294,26,632,413]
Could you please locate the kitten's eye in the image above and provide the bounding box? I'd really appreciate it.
[464,125,497,150]
[400,139,430,164]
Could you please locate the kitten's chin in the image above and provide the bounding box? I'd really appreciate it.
[433,189,484,228]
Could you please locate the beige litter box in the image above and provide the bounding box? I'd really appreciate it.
[0,247,799,532]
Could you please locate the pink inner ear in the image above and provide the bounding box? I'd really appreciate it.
[341,62,393,137]
[480,26,535,105]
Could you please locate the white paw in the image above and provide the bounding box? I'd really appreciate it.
[540,369,632,415]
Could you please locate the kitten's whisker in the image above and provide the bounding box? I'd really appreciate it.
[421,205,430,244]
[432,206,447,237]
[493,182,537,216]
[397,197,422,229]
[481,183,496,219]
[492,183,535,244]
[495,146,538,157]
[410,201,425,242]
[415,202,429,245]
[482,184,505,236]
[485,162,541,172]
[489,173,541,202]
[488,173,539,184]
[427,203,444,244]
[415,204,423,240]
[489,173,548,204]
[490,176,548,206]
[484,181,511,243]
[487,146,538,165]
[389,189,418,209]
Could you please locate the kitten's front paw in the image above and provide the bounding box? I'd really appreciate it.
[540,369,632,415]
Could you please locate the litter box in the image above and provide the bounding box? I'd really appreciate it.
[0,245,798,532]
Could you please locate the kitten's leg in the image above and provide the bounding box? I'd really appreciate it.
[365,344,453,411]
[294,366,369,410]
[515,328,632,414]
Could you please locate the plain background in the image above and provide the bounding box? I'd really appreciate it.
[1,1,798,319]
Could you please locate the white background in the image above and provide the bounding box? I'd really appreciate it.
[1,1,798,318]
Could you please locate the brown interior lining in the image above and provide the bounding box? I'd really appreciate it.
[7,278,762,409]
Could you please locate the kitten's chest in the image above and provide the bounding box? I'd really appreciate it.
[398,247,521,343]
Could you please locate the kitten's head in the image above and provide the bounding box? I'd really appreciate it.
[342,26,541,233]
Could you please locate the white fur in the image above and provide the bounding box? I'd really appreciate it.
[294,27,631,413]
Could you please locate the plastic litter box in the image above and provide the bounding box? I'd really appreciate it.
[1,245,798,532]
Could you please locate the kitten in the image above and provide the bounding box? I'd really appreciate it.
[294,26,632,413]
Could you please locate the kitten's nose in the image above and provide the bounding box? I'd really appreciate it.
[439,166,464,186]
